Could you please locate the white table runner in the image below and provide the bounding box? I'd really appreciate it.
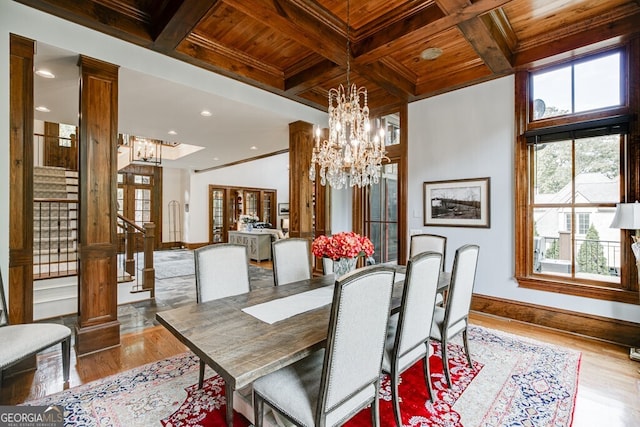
[242,286,334,324]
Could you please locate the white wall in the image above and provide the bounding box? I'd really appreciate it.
[185,153,290,244]
[408,76,640,323]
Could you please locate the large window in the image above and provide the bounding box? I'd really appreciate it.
[516,45,639,304]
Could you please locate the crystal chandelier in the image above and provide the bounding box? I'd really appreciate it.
[309,0,388,189]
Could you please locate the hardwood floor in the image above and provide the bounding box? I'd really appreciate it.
[2,310,639,426]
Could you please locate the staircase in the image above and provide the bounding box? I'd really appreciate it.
[31,166,154,320]
[33,166,79,319]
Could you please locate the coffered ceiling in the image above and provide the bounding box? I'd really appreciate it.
[16,0,640,114]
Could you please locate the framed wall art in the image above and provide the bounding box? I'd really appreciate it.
[423,177,490,228]
[278,203,290,216]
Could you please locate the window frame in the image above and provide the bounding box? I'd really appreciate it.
[515,42,640,304]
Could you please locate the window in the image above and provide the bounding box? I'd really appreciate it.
[515,45,639,304]
[531,52,621,120]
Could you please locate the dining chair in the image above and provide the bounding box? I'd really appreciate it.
[194,243,250,387]
[272,238,312,286]
[0,270,71,389]
[253,265,396,427]
[382,251,442,426]
[409,233,447,271]
[410,233,447,305]
[430,244,480,387]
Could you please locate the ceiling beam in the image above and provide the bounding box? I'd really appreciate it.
[152,0,221,53]
[14,0,153,44]
[285,59,343,95]
[353,0,514,64]
[222,0,348,65]
[438,0,513,73]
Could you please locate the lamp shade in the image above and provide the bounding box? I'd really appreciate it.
[610,202,640,230]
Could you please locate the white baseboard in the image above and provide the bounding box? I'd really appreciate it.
[630,348,640,362]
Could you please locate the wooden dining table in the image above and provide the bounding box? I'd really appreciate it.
[156,269,451,427]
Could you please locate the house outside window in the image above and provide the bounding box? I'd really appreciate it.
[515,43,640,304]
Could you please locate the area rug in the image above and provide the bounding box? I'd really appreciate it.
[23,325,580,426]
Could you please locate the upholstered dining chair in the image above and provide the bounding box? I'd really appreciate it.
[253,266,396,427]
[410,233,447,305]
[430,244,480,387]
[382,251,442,426]
[0,270,71,389]
[409,233,447,271]
[194,243,250,387]
[272,238,312,286]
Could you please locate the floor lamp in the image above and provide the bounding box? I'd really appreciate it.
[610,202,640,361]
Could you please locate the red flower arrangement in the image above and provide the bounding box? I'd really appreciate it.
[311,231,375,261]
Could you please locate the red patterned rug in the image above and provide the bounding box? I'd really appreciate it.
[24,325,580,426]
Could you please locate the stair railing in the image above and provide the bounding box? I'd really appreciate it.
[33,197,79,279]
[117,214,155,297]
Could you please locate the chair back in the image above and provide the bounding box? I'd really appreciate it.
[395,252,442,358]
[0,270,8,326]
[409,233,447,270]
[443,244,479,331]
[194,243,250,303]
[317,266,396,419]
[272,238,312,286]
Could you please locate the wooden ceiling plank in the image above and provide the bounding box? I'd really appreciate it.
[285,60,343,94]
[359,61,413,100]
[152,0,221,52]
[222,0,347,64]
[513,10,640,68]
[352,4,445,59]
[177,35,285,90]
[414,62,494,99]
[354,0,514,63]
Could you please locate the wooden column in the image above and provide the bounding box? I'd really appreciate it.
[75,56,120,356]
[8,34,35,325]
[288,121,315,240]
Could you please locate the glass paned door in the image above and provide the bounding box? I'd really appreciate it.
[365,163,399,264]
[211,188,226,243]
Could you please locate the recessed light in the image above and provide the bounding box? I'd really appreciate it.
[213,157,219,161]
[168,130,177,135]
[250,146,258,150]
[200,110,212,117]
[35,69,55,78]
[420,47,443,60]
[35,106,50,112]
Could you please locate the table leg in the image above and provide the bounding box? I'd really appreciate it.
[226,382,235,427]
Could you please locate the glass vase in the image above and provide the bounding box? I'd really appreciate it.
[333,257,357,279]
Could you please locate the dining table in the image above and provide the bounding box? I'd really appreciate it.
[156,268,451,427]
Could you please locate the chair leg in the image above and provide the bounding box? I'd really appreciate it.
[462,328,473,370]
[442,337,452,388]
[198,359,205,389]
[371,390,381,427]
[422,350,434,402]
[61,336,71,383]
[391,370,402,426]
[253,393,264,427]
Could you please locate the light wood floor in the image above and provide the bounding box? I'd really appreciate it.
[1,312,638,426]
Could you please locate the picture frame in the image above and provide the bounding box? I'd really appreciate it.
[423,177,490,228]
[278,203,290,216]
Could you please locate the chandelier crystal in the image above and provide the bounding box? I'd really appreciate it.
[309,0,388,189]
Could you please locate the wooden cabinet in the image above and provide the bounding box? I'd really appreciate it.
[209,185,277,243]
[228,231,272,261]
